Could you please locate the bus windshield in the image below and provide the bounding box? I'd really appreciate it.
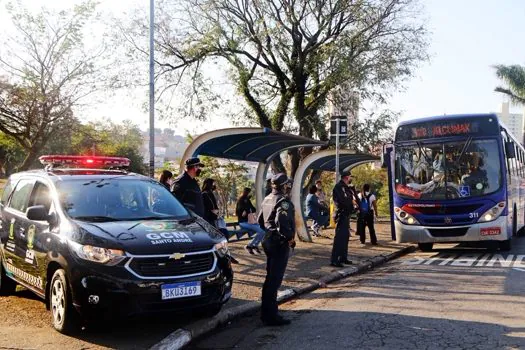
[394,139,502,200]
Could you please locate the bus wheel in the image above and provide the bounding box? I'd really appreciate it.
[499,239,511,252]
[418,243,433,252]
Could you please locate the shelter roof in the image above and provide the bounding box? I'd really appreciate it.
[191,128,326,163]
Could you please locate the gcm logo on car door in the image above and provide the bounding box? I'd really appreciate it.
[1,178,51,294]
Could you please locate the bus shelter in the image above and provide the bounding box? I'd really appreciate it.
[181,127,326,208]
[181,128,378,241]
[291,149,379,241]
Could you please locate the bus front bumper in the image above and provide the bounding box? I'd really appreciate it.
[395,216,509,243]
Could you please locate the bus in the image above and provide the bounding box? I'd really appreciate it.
[387,114,525,251]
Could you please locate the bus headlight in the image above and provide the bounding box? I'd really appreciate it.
[394,207,420,225]
[478,202,506,223]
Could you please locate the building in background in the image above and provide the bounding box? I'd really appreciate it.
[141,128,188,168]
[496,102,525,145]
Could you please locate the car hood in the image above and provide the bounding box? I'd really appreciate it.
[70,217,225,255]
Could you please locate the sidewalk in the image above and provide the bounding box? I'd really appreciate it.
[227,223,407,308]
[152,223,414,350]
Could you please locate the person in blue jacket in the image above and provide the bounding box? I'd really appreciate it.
[305,185,323,237]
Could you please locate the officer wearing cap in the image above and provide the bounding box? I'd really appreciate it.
[172,157,205,217]
[257,173,295,326]
[330,170,357,267]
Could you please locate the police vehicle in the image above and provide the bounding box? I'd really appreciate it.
[0,155,233,333]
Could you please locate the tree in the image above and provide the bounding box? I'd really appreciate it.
[494,64,525,105]
[120,0,427,176]
[0,132,24,177]
[70,120,146,174]
[0,1,104,170]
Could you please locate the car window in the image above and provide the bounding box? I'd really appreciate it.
[1,179,14,206]
[28,182,52,213]
[8,179,35,213]
[56,178,190,222]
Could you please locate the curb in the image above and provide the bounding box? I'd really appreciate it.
[150,245,416,350]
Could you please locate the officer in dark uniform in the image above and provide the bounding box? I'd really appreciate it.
[171,157,205,217]
[330,170,357,267]
[258,173,296,326]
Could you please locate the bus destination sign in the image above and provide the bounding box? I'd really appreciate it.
[410,122,477,139]
[396,116,498,141]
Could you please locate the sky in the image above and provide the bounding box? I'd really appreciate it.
[1,0,525,135]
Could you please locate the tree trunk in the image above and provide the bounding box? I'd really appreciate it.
[19,148,39,171]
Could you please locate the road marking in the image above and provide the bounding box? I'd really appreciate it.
[513,268,525,272]
[403,253,525,268]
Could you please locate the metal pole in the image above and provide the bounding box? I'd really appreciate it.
[148,0,155,178]
[335,118,340,183]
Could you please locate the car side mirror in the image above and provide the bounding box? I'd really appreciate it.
[505,141,516,159]
[26,205,49,221]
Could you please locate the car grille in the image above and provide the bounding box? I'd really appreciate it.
[428,227,469,237]
[128,252,215,278]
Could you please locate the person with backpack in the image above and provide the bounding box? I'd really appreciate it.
[357,183,378,246]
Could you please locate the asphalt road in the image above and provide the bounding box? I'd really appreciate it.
[191,237,525,350]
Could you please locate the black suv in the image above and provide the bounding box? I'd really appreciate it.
[0,156,233,333]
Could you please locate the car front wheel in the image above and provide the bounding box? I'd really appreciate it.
[50,269,78,334]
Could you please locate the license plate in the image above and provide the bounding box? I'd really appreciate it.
[480,227,501,236]
[161,281,201,300]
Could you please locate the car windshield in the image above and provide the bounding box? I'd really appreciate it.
[57,178,191,222]
[394,139,502,200]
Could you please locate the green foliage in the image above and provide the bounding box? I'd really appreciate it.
[70,119,146,173]
[347,164,390,216]
[494,64,525,105]
[0,132,24,177]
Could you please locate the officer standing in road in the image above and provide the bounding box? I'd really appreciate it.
[258,173,296,326]
[172,157,205,217]
[330,171,357,267]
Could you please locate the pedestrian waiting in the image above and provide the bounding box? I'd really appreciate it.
[305,185,323,237]
[202,178,239,264]
[158,170,173,190]
[357,184,379,246]
[235,188,266,255]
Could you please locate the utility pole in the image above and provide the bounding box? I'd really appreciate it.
[330,116,348,182]
[148,0,155,178]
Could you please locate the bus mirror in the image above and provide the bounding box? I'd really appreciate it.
[505,141,516,158]
[381,144,393,168]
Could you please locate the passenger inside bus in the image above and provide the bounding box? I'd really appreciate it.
[396,139,501,199]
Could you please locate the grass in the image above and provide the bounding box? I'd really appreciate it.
[0,179,6,192]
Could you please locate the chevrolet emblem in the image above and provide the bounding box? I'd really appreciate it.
[169,252,186,260]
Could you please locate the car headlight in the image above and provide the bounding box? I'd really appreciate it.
[69,241,126,265]
[214,240,229,257]
[478,202,506,223]
[394,207,420,225]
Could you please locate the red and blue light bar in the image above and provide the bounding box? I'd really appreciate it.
[39,155,130,168]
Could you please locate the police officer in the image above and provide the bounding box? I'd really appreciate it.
[172,157,205,217]
[330,170,357,267]
[258,173,295,326]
